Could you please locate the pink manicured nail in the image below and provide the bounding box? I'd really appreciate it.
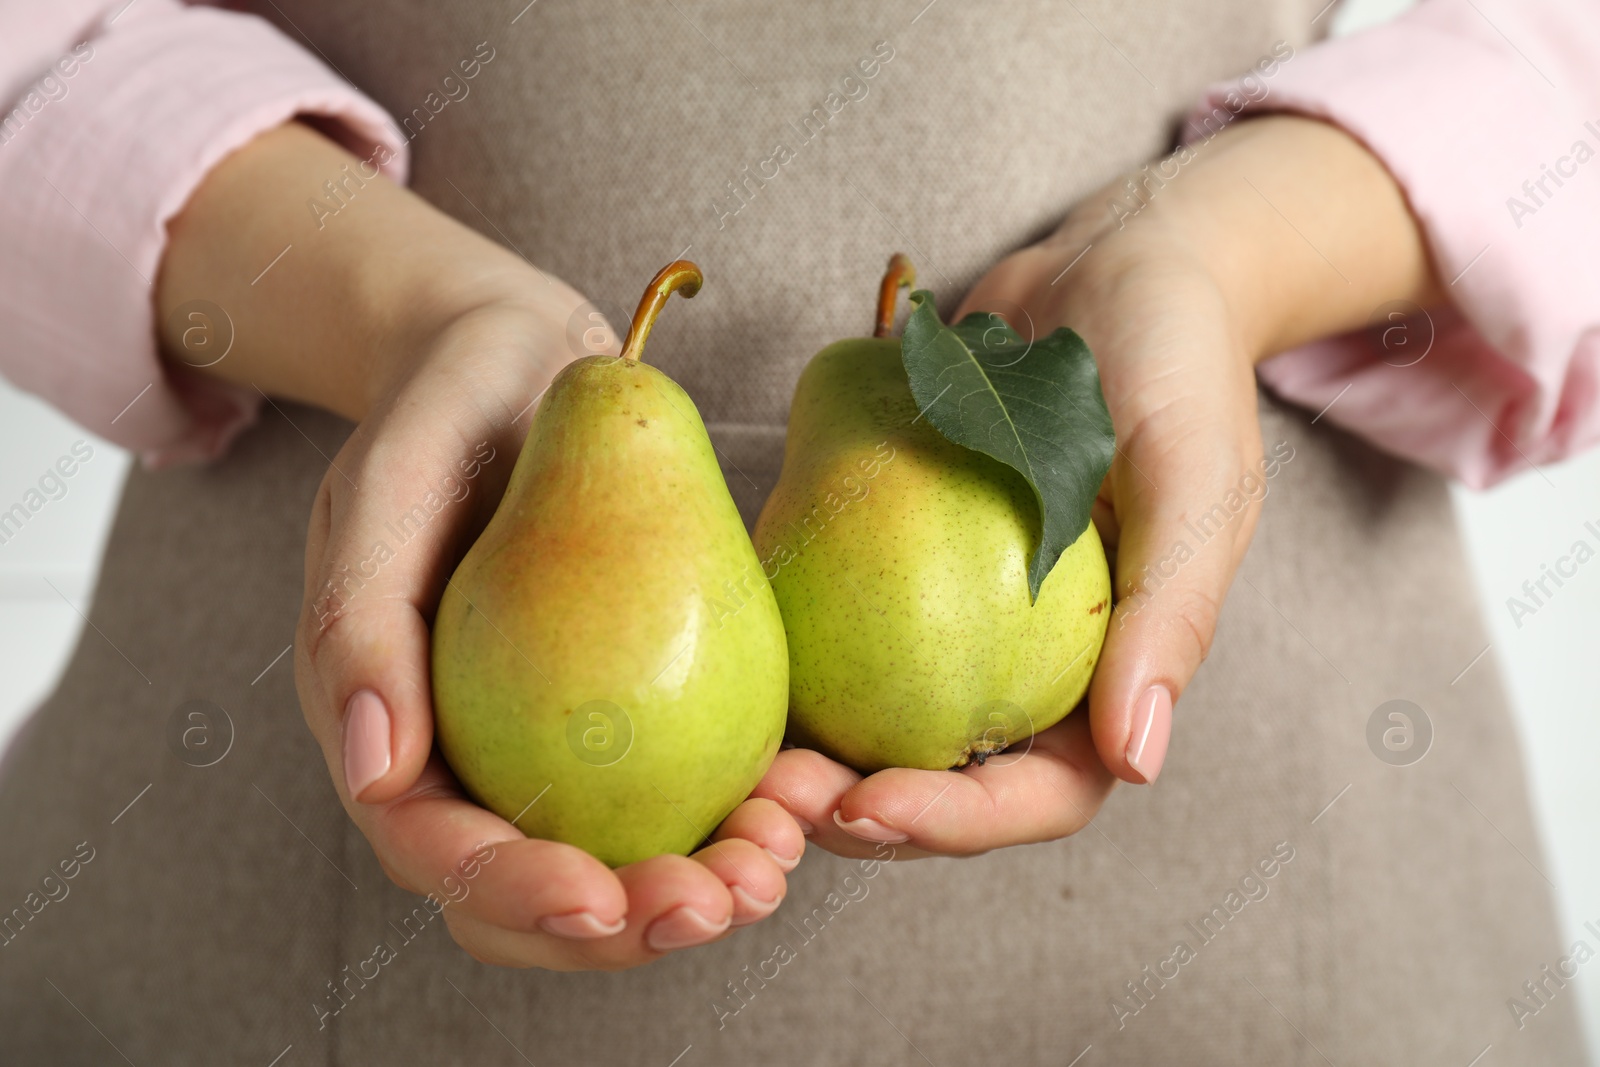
[833,811,910,844]
[1126,685,1173,783]
[646,907,731,951]
[730,886,782,926]
[342,690,391,801]
[762,845,802,872]
[538,911,626,940]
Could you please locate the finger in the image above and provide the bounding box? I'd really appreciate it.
[438,835,627,937]
[752,748,914,860]
[691,837,788,927]
[618,854,737,955]
[1091,482,1121,555]
[293,519,442,809]
[441,851,734,970]
[441,851,744,971]
[296,389,521,807]
[442,909,633,972]
[1089,400,1263,786]
[833,710,1116,855]
[749,747,864,844]
[297,590,436,807]
[358,752,627,933]
[711,797,807,873]
[953,246,1053,322]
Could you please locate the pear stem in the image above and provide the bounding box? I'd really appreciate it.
[619,260,703,363]
[873,253,916,338]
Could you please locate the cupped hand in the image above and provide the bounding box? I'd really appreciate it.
[957,205,1269,789]
[153,122,806,969]
[292,293,805,969]
[755,171,1270,858]
[756,116,1444,859]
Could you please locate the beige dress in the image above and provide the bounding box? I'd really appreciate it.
[0,2,1587,1063]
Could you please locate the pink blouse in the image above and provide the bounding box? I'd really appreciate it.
[1188,0,1600,489]
[0,0,405,467]
[1,0,1597,486]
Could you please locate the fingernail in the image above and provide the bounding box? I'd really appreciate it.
[646,907,731,951]
[1126,685,1173,784]
[730,886,782,926]
[538,911,626,940]
[343,690,391,801]
[762,844,802,872]
[832,811,910,844]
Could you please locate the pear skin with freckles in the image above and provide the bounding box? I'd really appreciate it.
[755,327,1109,773]
[432,264,788,868]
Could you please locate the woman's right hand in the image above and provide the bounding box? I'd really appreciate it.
[157,122,804,970]
[292,297,805,970]
[292,295,800,972]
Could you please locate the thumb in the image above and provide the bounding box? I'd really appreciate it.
[952,246,1052,323]
[1088,404,1264,785]
[961,243,1267,787]
[296,425,510,807]
[297,480,435,808]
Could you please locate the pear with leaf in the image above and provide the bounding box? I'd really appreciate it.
[433,261,789,867]
[754,254,1114,772]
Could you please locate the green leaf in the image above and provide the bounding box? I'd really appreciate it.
[900,289,1114,601]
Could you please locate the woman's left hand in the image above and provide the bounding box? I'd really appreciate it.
[750,207,1250,859]
[755,115,1442,859]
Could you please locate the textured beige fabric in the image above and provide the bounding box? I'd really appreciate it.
[0,1,1588,1063]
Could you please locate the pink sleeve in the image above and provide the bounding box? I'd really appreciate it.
[1184,0,1600,489]
[0,0,408,468]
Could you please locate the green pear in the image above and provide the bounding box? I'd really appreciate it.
[754,257,1110,772]
[433,262,788,868]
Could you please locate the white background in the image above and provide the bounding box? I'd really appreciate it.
[0,0,1593,1050]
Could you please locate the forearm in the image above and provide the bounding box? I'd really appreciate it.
[154,121,543,421]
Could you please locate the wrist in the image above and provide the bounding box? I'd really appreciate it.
[1058,115,1441,365]
[1042,208,1252,373]
[359,253,576,423]
[1164,116,1441,359]
[158,122,581,424]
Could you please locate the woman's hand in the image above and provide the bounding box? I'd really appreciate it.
[157,122,804,969]
[294,300,803,969]
[758,115,1442,857]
